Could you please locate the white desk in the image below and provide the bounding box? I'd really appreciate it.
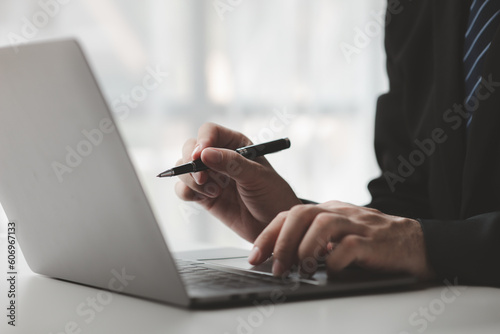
[1,244,500,334]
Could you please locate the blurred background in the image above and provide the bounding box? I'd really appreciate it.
[0,0,387,250]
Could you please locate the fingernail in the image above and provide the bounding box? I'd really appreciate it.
[203,148,222,165]
[191,145,201,159]
[248,246,261,264]
[192,172,202,185]
[272,259,285,277]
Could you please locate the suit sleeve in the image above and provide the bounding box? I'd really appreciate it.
[419,213,500,286]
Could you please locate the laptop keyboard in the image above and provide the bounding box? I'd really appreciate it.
[176,259,295,291]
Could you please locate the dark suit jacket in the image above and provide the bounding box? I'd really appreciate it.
[367,0,500,286]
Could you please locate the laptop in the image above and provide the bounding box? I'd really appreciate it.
[0,39,416,308]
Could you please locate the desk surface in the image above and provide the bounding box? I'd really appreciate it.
[1,243,500,334]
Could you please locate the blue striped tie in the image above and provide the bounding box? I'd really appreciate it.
[463,0,500,126]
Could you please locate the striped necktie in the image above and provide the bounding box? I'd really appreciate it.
[463,0,500,126]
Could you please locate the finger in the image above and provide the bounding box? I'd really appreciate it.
[174,182,208,202]
[297,213,368,277]
[249,212,288,265]
[181,138,208,185]
[176,156,220,198]
[182,138,197,159]
[191,171,208,186]
[177,172,221,198]
[271,205,325,276]
[325,235,369,274]
[200,147,267,185]
[194,123,252,160]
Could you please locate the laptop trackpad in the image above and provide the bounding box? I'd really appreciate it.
[206,257,274,274]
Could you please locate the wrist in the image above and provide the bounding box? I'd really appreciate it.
[407,218,437,280]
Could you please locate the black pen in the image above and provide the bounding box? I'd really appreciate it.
[157,138,291,178]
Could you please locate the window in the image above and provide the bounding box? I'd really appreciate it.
[0,0,388,249]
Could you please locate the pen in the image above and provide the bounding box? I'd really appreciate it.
[157,138,291,178]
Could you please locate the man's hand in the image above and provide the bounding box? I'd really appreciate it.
[248,200,436,280]
[175,122,302,242]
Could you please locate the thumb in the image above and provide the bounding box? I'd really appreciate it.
[200,147,264,184]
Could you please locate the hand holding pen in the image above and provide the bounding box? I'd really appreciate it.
[172,123,303,242]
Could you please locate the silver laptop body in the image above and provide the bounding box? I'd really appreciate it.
[0,39,415,308]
